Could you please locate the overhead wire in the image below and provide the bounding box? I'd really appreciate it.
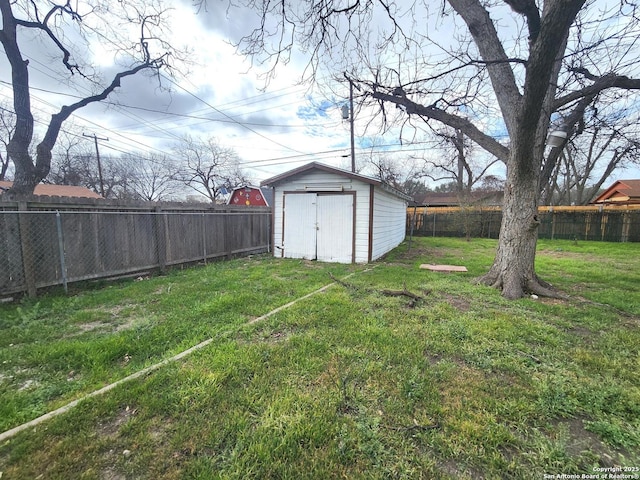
[16,20,334,152]
[0,25,423,174]
[1,92,429,173]
[158,72,308,155]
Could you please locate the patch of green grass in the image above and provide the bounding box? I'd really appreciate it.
[1,239,639,478]
[0,255,358,432]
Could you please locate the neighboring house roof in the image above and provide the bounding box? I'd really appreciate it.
[0,181,103,199]
[593,179,640,205]
[414,190,504,207]
[260,162,413,201]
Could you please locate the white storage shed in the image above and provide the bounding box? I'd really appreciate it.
[261,162,411,263]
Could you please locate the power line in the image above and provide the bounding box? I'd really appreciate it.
[0,88,170,158]
[0,75,342,150]
[159,72,308,155]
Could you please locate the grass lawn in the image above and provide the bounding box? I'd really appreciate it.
[0,238,638,479]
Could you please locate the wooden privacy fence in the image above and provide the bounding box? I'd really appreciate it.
[0,197,271,297]
[407,205,640,242]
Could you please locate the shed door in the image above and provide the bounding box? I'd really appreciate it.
[316,194,353,263]
[283,193,317,259]
[283,193,354,263]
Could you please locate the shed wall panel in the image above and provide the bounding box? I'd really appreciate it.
[371,188,407,260]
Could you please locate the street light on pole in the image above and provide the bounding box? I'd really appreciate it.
[547,130,567,148]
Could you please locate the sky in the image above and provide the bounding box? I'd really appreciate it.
[0,0,428,188]
[1,0,639,193]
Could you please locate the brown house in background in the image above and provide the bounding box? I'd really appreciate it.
[593,179,640,206]
[0,181,102,199]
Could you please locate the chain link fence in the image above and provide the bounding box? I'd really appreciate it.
[1,202,271,298]
[408,206,640,242]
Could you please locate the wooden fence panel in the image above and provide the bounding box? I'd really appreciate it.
[408,206,640,242]
[0,198,271,297]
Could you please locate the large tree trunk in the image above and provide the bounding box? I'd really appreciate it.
[470,0,581,300]
[477,152,564,300]
[1,0,42,195]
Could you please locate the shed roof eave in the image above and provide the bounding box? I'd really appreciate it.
[378,182,413,201]
[261,162,412,201]
[260,162,382,187]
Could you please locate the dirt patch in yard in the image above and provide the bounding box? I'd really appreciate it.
[72,317,138,336]
[97,405,138,438]
[68,304,140,337]
[566,325,594,340]
[238,328,293,346]
[76,321,109,333]
[264,331,289,343]
[438,458,485,480]
[18,379,39,391]
[425,352,442,366]
[439,292,471,312]
[101,467,126,480]
[303,259,324,269]
[386,245,441,262]
[537,249,600,262]
[552,416,630,468]
[539,297,570,306]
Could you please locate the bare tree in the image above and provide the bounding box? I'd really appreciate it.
[46,129,126,197]
[122,153,181,202]
[0,0,181,196]
[542,112,640,205]
[69,154,132,199]
[46,130,93,187]
[476,175,505,194]
[236,0,640,298]
[368,155,402,189]
[0,101,16,180]
[416,128,502,198]
[173,135,250,203]
[401,178,431,199]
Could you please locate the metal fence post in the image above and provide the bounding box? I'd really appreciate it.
[202,213,207,265]
[55,211,68,294]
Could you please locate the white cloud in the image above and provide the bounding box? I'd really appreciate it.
[5,0,638,189]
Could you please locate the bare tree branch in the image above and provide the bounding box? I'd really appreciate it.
[371,90,510,162]
[0,0,180,195]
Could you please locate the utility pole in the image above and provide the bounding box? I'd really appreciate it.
[343,73,360,173]
[83,133,108,197]
[348,78,355,173]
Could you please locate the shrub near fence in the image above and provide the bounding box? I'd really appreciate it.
[0,197,271,297]
[407,205,640,242]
